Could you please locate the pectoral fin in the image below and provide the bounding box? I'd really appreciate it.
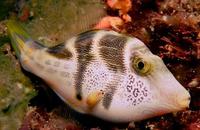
[86,91,103,109]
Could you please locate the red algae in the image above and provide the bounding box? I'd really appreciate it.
[5,0,200,130]
[104,0,200,129]
[19,107,81,130]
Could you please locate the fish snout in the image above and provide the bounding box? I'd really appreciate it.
[176,90,191,109]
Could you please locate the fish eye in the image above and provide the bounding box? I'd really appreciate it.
[138,61,145,70]
[132,56,152,75]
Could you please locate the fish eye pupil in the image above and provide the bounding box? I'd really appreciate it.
[138,61,144,70]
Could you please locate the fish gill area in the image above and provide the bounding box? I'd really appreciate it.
[0,0,199,130]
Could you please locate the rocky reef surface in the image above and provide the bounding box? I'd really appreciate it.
[0,0,199,130]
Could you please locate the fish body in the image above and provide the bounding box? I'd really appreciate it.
[6,20,190,122]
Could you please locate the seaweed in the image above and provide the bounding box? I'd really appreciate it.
[0,0,199,130]
[0,43,36,130]
[16,0,105,46]
[0,20,36,130]
[105,0,200,129]
[0,0,16,20]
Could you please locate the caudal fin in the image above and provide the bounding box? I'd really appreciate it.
[6,20,32,58]
[6,20,44,58]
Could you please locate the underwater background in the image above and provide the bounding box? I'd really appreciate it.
[0,0,200,130]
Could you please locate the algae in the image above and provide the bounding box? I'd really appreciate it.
[0,0,106,129]
[0,25,36,130]
[0,1,16,20]
[19,0,105,46]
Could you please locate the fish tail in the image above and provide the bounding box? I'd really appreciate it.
[6,20,44,58]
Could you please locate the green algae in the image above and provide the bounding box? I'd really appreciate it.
[0,0,106,129]
[0,1,16,20]
[0,42,37,130]
[0,36,10,46]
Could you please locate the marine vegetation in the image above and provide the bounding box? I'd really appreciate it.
[0,0,199,130]
[6,20,190,123]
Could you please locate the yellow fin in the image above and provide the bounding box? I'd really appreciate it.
[86,91,103,109]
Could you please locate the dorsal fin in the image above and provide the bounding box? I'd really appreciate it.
[46,44,73,59]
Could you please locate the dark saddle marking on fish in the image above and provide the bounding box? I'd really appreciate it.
[74,30,97,100]
[103,87,115,109]
[99,34,127,73]
[47,44,73,59]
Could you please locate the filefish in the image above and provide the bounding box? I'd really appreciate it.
[6,20,190,122]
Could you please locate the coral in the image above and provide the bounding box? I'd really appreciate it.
[19,107,81,130]
[0,0,199,129]
[107,0,132,22]
[105,0,200,129]
[94,16,124,31]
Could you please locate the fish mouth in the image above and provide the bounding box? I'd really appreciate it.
[155,88,191,113]
[153,94,190,116]
[175,91,191,110]
[165,90,191,112]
